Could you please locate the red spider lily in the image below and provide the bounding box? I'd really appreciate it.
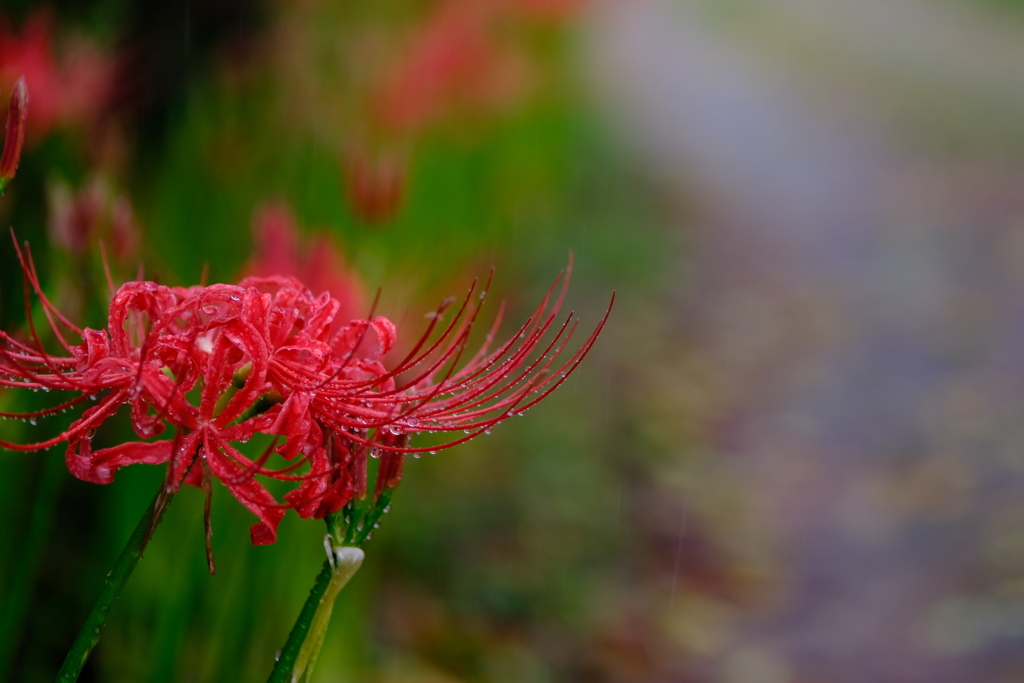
[0,237,612,546]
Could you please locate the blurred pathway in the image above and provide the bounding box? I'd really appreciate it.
[585,0,1024,680]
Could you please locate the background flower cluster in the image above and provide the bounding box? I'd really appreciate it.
[4,0,1024,681]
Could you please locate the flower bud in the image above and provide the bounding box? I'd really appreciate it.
[341,147,405,224]
[0,78,29,190]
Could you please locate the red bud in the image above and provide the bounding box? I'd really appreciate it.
[0,77,29,186]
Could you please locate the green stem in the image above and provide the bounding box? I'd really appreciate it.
[55,482,176,682]
[268,559,332,683]
[267,542,364,683]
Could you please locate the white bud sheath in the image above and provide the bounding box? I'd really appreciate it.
[291,545,365,683]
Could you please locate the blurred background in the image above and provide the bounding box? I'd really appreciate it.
[2,0,1024,680]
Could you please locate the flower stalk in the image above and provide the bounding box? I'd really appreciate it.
[267,511,365,683]
[267,464,397,683]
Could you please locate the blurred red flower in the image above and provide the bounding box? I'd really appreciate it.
[0,10,113,140]
[372,1,531,134]
[243,203,364,322]
[340,146,406,224]
[48,176,139,261]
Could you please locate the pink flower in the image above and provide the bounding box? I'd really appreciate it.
[0,239,612,546]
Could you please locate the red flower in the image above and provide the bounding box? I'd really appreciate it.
[0,238,612,546]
